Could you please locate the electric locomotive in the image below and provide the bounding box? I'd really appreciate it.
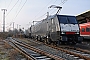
[31,14,83,44]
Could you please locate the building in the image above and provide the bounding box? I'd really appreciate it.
[76,10,90,24]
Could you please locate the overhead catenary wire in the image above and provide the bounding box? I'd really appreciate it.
[5,0,67,31]
[6,0,27,30]
[60,0,67,6]
[5,0,20,31]
[16,0,22,13]
[12,0,27,21]
[36,13,47,20]
[31,0,52,21]
[4,0,6,8]
[28,0,59,27]
[32,0,58,21]
[6,22,13,28]
[37,0,58,19]
[39,0,67,20]
[6,0,12,9]
[6,0,19,17]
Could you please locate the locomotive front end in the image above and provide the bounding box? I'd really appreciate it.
[57,15,83,44]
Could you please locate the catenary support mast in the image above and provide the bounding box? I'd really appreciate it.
[1,9,7,32]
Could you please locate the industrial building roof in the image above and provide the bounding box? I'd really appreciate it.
[76,10,90,24]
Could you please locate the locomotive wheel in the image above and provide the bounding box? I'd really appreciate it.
[72,42,76,45]
[44,39,46,44]
[61,41,65,45]
[57,40,61,45]
[67,41,76,45]
[36,36,38,41]
[44,38,48,44]
[46,38,51,45]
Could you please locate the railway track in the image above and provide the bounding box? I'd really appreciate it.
[47,45,90,60]
[36,41,90,60]
[4,38,63,60]
[4,39,90,60]
[41,41,90,60]
[14,38,90,60]
[4,39,36,60]
[74,41,90,51]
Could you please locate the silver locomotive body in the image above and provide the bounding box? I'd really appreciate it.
[31,15,83,44]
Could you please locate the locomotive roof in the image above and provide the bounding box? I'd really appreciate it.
[33,14,76,25]
[47,14,76,20]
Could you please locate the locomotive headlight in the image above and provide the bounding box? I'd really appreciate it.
[76,32,79,34]
[47,36,48,38]
[61,32,65,34]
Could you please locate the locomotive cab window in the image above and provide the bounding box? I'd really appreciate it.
[59,16,68,24]
[68,17,78,24]
[82,28,85,32]
[57,15,78,24]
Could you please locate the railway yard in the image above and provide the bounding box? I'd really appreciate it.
[0,1,90,60]
[0,10,90,60]
[0,37,89,60]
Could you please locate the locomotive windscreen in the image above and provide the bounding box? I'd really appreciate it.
[57,15,78,24]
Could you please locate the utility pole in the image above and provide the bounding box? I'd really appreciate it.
[13,22,15,31]
[1,9,7,32]
[13,22,15,37]
[17,24,18,30]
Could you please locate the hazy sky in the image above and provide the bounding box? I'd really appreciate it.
[0,0,90,31]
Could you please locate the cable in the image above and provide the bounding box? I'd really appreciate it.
[50,0,68,15]
[36,13,47,20]
[16,0,22,13]
[58,0,68,6]
[32,0,58,21]
[4,0,6,8]
[12,0,27,21]
[31,0,52,21]
[6,0,12,9]
[32,0,57,20]
[6,22,13,29]
[6,0,19,17]
[53,0,58,4]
